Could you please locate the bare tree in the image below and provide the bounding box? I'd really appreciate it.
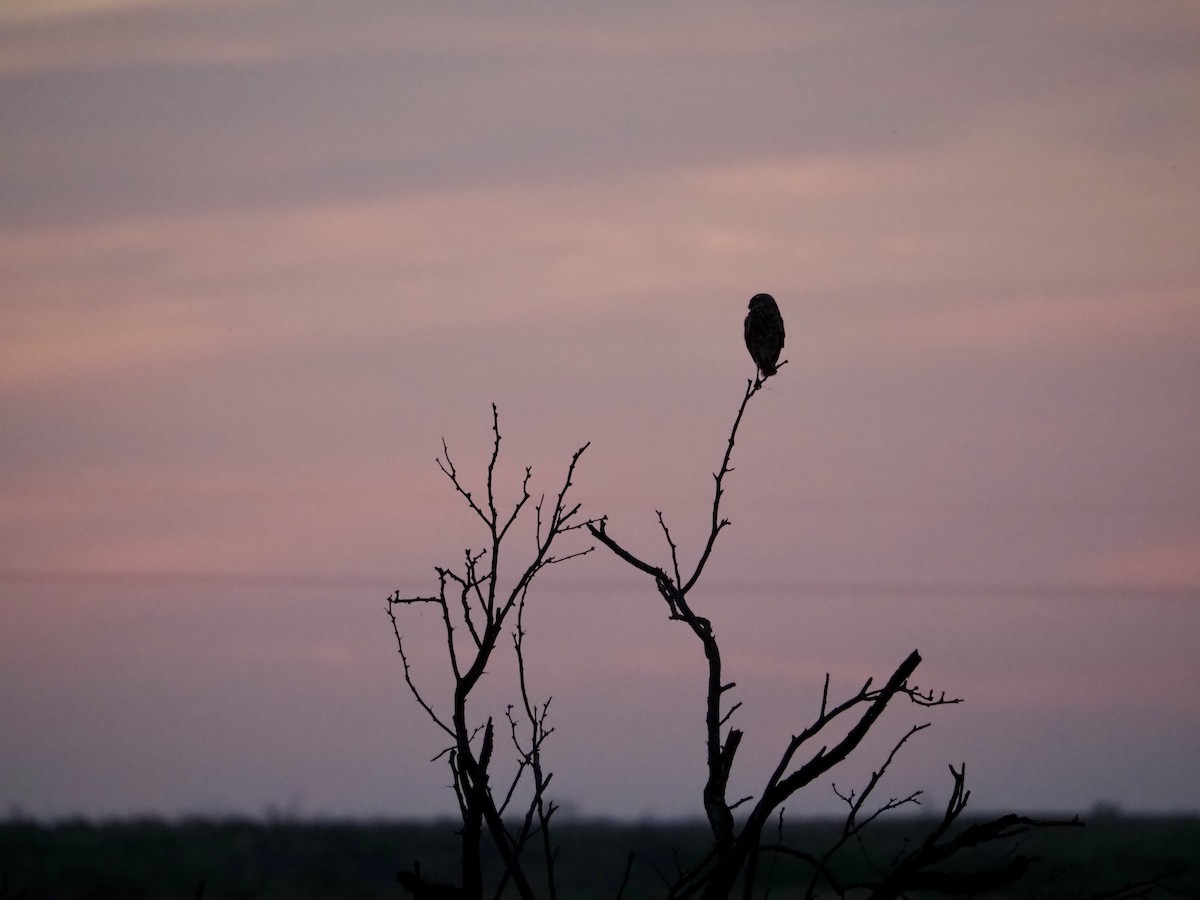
[392,382,1083,899]
[587,376,1080,899]
[388,405,591,900]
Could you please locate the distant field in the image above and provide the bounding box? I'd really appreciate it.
[1,814,1196,899]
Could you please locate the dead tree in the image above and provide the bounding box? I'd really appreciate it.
[392,384,1086,899]
[588,377,1081,899]
[388,405,591,900]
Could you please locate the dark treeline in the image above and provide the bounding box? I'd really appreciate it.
[1,814,1196,899]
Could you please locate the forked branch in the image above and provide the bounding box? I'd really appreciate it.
[389,408,590,900]
[587,378,768,846]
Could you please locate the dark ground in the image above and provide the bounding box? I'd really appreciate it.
[1,813,1196,899]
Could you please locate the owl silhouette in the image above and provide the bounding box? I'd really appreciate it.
[744,293,785,379]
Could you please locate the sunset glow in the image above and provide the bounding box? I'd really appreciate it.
[2,2,1198,820]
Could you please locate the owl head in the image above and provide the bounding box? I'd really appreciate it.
[748,293,778,313]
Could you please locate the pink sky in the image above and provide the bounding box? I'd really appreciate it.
[1,2,1199,819]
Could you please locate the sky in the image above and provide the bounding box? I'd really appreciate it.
[1,1,1199,822]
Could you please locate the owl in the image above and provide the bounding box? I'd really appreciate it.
[744,293,785,378]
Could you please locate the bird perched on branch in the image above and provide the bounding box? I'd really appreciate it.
[744,293,785,379]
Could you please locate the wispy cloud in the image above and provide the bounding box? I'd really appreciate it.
[2,1,1198,819]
